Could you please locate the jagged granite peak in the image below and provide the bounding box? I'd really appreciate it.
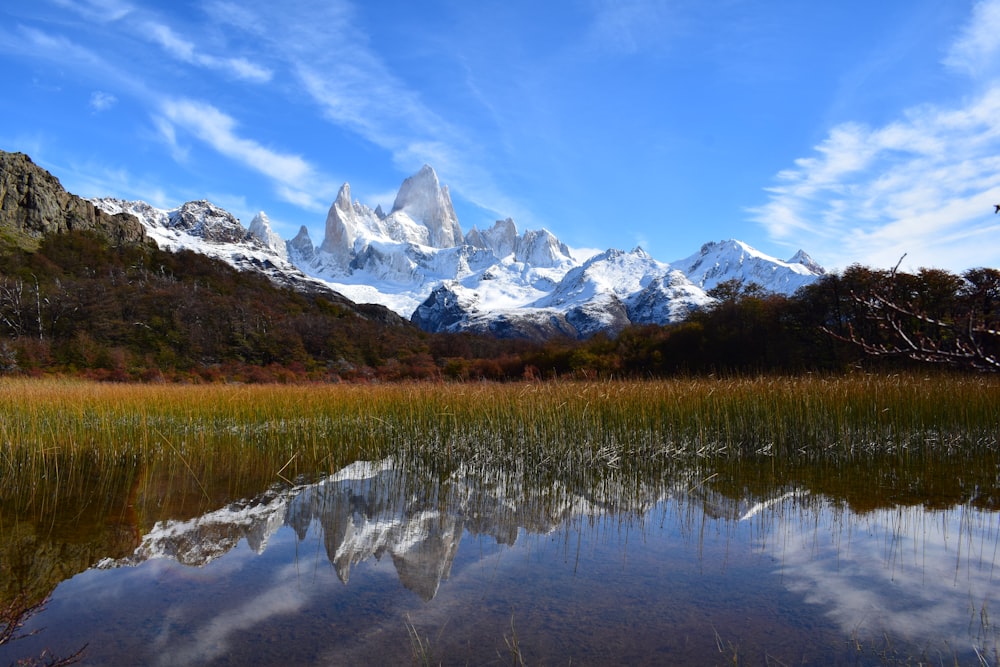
[319,182,360,268]
[389,164,462,248]
[464,226,488,250]
[0,150,149,249]
[248,211,287,261]
[480,218,518,258]
[516,228,574,268]
[316,182,390,272]
[462,218,572,268]
[288,225,315,264]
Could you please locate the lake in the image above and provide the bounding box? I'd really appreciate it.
[2,452,996,665]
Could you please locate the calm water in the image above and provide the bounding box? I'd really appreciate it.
[1,456,997,665]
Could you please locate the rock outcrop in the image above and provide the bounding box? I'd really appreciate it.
[0,151,149,249]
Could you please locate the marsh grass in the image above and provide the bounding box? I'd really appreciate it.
[1,374,997,511]
[0,372,992,563]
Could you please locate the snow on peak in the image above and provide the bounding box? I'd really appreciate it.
[787,249,825,275]
[478,218,518,258]
[319,182,367,269]
[538,246,672,309]
[516,228,574,267]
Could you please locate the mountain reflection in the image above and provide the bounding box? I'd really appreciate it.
[92,451,1000,634]
[98,458,686,600]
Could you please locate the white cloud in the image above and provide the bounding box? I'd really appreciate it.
[155,565,307,667]
[145,22,272,83]
[57,160,172,209]
[13,25,106,69]
[159,99,321,209]
[89,90,117,111]
[768,501,998,655]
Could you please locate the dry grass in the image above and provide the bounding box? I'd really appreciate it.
[0,374,996,492]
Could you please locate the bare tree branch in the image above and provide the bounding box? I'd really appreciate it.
[822,258,999,371]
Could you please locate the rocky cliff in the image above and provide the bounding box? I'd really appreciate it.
[0,151,149,249]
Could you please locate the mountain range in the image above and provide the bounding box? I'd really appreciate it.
[77,159,822,339]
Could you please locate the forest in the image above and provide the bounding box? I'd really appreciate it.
[0,229,996,381]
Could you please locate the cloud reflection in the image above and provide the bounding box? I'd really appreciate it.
[759,499,998,654]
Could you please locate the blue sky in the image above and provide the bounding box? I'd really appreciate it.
[2,0,999,272]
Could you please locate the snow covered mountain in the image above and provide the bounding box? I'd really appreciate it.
[671,240,822,294]
[91,165,825,340]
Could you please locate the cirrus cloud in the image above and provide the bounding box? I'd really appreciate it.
[145,22,272,83]
[158,98,323,210]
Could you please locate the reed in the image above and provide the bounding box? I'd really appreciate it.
[0,374,997,495]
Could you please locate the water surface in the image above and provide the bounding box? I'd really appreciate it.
[1,456,997,665]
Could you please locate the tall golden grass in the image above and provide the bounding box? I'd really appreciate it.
[1,374,996,481]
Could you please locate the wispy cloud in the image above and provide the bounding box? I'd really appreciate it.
[145,22,272,83]
[54,159,172,209]
[584,0,673,56]
[943,0,1000,79]
[89,90,117,112]
[770,502,997,653]
[10,25,107,70]
[154,564,307,667]
[158,98,324,210]
[752,88,1000,269]
[752,1,1000,272]
[0,24,154,102]
[49,0,133,23]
